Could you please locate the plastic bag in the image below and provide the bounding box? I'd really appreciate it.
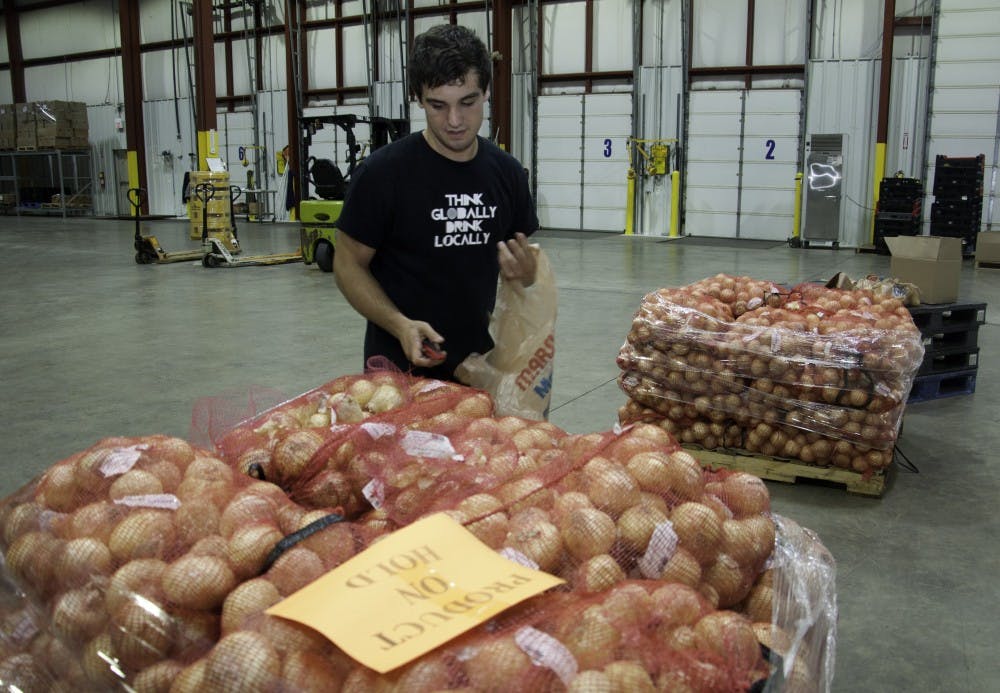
[456,246,557,420]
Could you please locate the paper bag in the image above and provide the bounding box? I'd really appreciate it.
[456,246,557,419]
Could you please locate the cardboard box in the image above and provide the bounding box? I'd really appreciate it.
[885,235,962,304]
[976,233,1000,266]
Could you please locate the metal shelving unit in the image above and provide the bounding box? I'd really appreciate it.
[0,149,94,217]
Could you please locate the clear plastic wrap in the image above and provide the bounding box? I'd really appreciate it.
[739,514,837,693]
[618,275,925,472]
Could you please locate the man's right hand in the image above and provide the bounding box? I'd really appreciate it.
[398,321,446,367]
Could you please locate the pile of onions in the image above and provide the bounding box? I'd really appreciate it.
[617,275,924,473]
[0,371,791,692]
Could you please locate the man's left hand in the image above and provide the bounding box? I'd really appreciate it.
[498,232,537,287]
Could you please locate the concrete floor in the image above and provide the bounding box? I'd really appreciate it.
[1,215,998,692]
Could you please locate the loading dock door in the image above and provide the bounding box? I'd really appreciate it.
[535,93,631,231]
[685,89,801,240]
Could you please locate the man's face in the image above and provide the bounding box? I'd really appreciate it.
[418,69,489,162]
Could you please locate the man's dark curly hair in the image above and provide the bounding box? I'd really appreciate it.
[408,24,491,100]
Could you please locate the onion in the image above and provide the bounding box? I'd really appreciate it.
[582,458,641,517]
[704,553,751,607]
[5,531,64,597]
[131,660,186,693]
[568,670,612,692]
[51,583,108,644]
[721,473,770,517]
[299,523,358,570]
[496,476,553,514]
[600,583,655,632]
[221,578,281,634]
[109,469,163,500]
[259,614,332,656]
[366,383,404,413]
[463,636,540,691]
[110,597,176,670]
[2,502,45,545]
[282,650,349,693]
[267,546,326,596]
[740,584,773,623]
[36,463,81,513]
[106,558,167,616]
[80,633,127,689]
[561,507,616,561]
[273,430,325,484]
[108,509,177,563]
[694,611,761,671]
[603,661,655,693]
[650,582,705,629]
[347,378,378,407]
[218,494,278,539]
[504,508,562,572]
[559,605,620,671]
[56,537,113,590]
[185,456,235,484]
[174,500,222,547]
[162,554,236,610]
[454,392,493,419]
[659,548,702,588]
[670,502,722,564]
[454,494,508,549]
[573,554,626,593]
[617,503,668,554]
[227,523,285,578]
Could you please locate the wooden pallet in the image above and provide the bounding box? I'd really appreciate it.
[975,260,1000,269]
[686,447,888,497]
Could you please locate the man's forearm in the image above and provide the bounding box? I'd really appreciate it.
[334,260,407,340]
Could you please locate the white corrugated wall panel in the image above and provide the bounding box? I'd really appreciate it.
[536,95,583,230]
[88,104,127,217]
[19,0,117,60]
[143,99,195,217]
[581,94,631,231]
[928,1,1000,233]
[740,89,801,241]
[685,91,742,237]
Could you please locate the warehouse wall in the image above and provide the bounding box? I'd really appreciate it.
[3,0,999,239]
[926,0,1000,232]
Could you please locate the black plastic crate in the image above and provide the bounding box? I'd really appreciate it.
[921,324,981,352]
[908,368,977,403]
[878,210,920,222]
[908,301,987,333]
[935,154,985,170]
[878,199,921,214]
[933,178,983,199]
[917,347,979,376]
[931,206,983,224]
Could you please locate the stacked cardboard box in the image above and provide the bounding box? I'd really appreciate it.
[15,103,36,149]
[34,100,89,149]
[0,105,15,150]
[187,171,233,240]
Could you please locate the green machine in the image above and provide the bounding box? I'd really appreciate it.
[298,114,408,272]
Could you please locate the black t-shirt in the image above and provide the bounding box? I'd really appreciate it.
[335,132,539,379]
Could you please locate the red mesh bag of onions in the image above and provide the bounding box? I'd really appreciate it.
[330,580,770,692]
[0,434,367,691]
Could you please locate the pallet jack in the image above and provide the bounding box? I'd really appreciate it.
[132,187,213,264]
[200,184,303,268]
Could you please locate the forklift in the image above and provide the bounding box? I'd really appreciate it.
[298,114,408,272]
[200,183,303,268]
[131,187,236,264]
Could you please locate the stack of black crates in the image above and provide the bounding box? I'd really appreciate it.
[930,154,985,256]
[907,301,986,403]
[874,177,922,253]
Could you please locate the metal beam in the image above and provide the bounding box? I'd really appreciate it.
[689,64,805,77]
[492,0,513,147]
[119,0,148,208]
[877,0,896,144]
[3,0,26,102]
[193,0,218,144]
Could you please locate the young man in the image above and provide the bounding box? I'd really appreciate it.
[334,24,539,381]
